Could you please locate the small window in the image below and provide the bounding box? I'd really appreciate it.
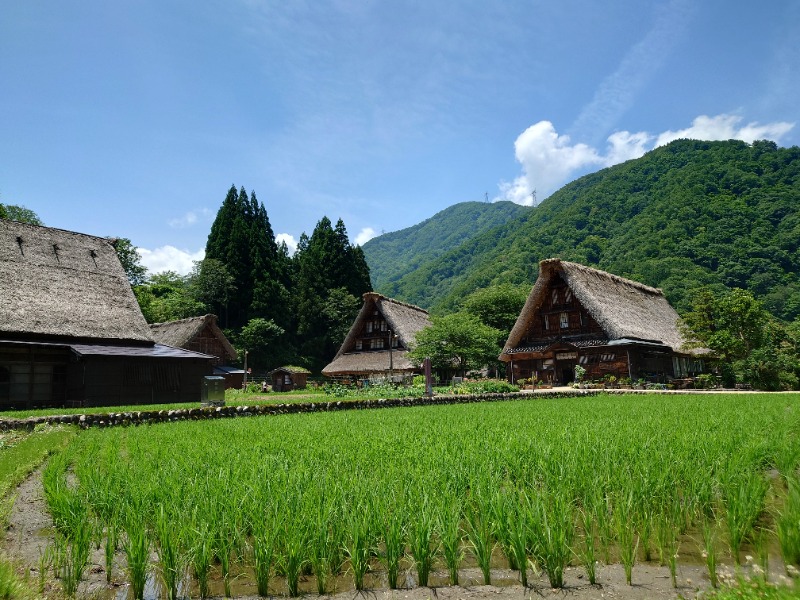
[565,289,573,303]
[600,353,615,362]
[380,321,387,331]
[560,312,569,328]
[355,340,362,351]
[543,315,550,330]
[366,322,373,333]
[372,338,384,350]
[551,289,559,306]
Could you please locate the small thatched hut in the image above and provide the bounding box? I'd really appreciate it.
[322,292,431,380]
[268,366,311,391]
[0,221,213,409]
[500,258,705,385]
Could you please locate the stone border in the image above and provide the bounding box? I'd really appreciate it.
[0,389,636,431]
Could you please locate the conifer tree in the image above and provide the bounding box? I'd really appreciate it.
[292,217,372,370]
[204,185,288,330]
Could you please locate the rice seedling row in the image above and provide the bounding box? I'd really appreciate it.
[40,393,800,596]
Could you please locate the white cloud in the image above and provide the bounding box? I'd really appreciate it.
[168,208,212,229]
[138,245,205,275]
[276,233,298,255]
[655,114,795,147]
[499,114,795,205]
[354,227,377,246]
[498,121,603,205]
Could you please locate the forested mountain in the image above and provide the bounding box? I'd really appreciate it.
[362,201,529,293]
[368,139,800,320]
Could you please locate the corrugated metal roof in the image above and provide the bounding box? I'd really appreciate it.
[0,339,212,360]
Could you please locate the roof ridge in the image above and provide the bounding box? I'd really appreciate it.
[363,292,429,314]
[543,258,664,296]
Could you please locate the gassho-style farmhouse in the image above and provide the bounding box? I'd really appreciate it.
[1,221,214,409]
[322,292,431,380]
[500,258,706,386]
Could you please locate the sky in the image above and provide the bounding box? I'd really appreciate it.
[2,1,798,275]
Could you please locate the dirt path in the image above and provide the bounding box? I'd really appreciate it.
[1,469,778,600]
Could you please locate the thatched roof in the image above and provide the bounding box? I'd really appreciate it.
[322,293,431,376]
[269,365,311,375]
[149,314,237,361]
[0,221,153,344]
[503,258,691,356]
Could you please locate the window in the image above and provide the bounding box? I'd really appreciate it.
[551,289,559,306]
[380,321,387,332]
[372,338,384,350]
[560,312,569,328]
[355,340,362,351]
[565,289,573,303]
[600,353,615,362]
[366,322,373,333]
[543,315,550,330]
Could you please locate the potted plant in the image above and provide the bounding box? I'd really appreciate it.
[574,365,587,389]
[603,374,618,389]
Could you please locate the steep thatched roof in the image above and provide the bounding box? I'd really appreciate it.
[322,293,431,375]
[503,258,691,355]
[0,221,153,343]
[149,314,237,361]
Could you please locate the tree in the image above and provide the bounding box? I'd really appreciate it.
[205,185,288,329]
[0,203,43,225]
[462,283,529,337]
[408,313,501,376]
[681,287,800,389]
[322,287,361,348]
[190,259,236,324]
[236,318,289,371]
[110,237,148,286]
[292,217,372,371]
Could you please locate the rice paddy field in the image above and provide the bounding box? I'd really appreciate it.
[30,393,800,598]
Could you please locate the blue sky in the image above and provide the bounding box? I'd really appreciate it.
[2,1,798,274]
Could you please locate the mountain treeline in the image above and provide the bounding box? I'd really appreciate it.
[365,139,800,320]
[134,185,372,372]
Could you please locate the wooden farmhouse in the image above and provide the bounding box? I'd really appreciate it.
[269,366,311,391]
[149,314,243,388]
[0,221,214,409]
[322,292,431,380]
[500,258,705,386]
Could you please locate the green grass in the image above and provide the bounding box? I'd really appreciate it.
[699,579,800,599]
[29,392,800,596]
[0,426,75,500]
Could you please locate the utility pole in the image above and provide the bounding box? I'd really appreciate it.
[531,189,537,207]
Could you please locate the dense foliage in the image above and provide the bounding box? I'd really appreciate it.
[0,203,43,225]
[681,288,800,390]
[362,201,528,299]
[368,140,800,320]
[408,313,502,375]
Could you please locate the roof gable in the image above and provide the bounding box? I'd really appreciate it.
[0,221,153,343]
[503,258,688,353]
[330,293,431,361]
[149,314,237,361]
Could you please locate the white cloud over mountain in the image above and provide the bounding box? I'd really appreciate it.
[499,113,795,206]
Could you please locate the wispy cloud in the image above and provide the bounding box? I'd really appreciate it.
[570,0,695,142]
[498,113,795,205]
[168,208,212,229]
[354,227,376,246]
[138,245,205,275]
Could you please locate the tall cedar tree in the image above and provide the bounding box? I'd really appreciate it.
[293,217,372,370]
[205,185,290,329]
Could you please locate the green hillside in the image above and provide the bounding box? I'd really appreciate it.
[373,139,800,319]
[362,201,529,293]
